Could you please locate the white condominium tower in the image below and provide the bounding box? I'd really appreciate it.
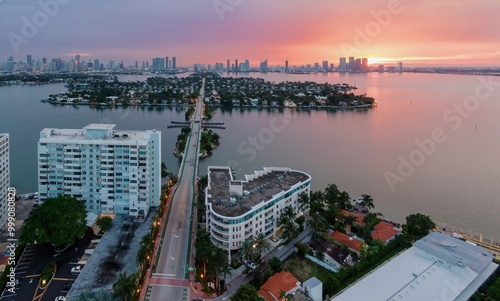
[38,124,161,218]
[0,133,10,227]
[205,166,311,259]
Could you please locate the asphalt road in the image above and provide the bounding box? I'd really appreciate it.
[148,80,205,300]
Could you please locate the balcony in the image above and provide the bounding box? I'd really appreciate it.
[211,230,229,242]
[212,226,229,234]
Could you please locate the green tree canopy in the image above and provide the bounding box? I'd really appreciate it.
[230,284,262,301]
[405,213,436,239]
[20,195,87,247]
[96,216,113,232]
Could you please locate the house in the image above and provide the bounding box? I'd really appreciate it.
[258,271,301,301]
[371,221,401,244]
[329,231,364,255]
[309,239,356,270]
[303,277,322,301]
[340,209,366,232]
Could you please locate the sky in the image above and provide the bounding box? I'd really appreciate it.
[1,0,499,67]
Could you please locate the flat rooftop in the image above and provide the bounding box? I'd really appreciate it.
[39,125,159,143]
[333,233,498,301]
[207,167,309,217]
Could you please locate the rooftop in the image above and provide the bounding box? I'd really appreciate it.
[309,239,357,266]
[39,124,159,143]
[329,231,363,253]
[258,271,300,301]
[333,232,498,301]
[206,167,310,217]
[340,210,366,227]
[371,221,401,243]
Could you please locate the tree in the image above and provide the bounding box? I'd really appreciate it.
[268,256,283,272]
[96,216,113,232]
[405,213,436,239]
[231,284,262,301]
[161,162,168,178]
[360,194,375,211]
[20,195,87,247]
[338,191,352,210]
[297,192,310,213]
[308,213,327,239]
[238,240,255,263]
[113,272,136,301]
[254,233,271,259]
[343,214,358,233]
[324,274,340,295]
[487,276,500,300]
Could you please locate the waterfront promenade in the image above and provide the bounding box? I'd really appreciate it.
[141,79,205,301]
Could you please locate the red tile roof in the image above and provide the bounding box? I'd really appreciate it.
[330,231,363,253]
[340,210,366,227]
[258,271,300,301]
[372,221,401,243]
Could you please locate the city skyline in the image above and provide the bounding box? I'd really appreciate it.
[0,0,499,67]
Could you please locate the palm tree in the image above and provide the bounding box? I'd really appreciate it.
[343,214,358,233]
[308,213,327,239]
[238,239,255,263]
[360,194,375,211]
[297,192,310,214]
[338,191,352,210]
[309,190,325,214]
[219,264,233,291]
[282,221,300,242]
[207,247,227,291]
[113,272,136,301]
[254,232,271,258]
[324,184,340,205]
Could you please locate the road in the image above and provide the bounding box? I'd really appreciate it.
[147,79,205,301]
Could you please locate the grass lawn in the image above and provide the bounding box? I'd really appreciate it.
[283,255,332,284]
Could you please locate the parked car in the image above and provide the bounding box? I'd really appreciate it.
[55,297,66,301]
[247,262,257,270]
[71,266,82,274]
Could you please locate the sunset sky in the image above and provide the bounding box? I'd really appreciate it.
[1,0,499,67]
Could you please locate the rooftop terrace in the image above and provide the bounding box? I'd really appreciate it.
[207,167,310,217]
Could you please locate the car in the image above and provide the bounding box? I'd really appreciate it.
[247,262,257,270]
[24,195,30,200]
[71,266,82,274]
[33,192,38,198]
[55,297,66,301]
[272,237,280,243]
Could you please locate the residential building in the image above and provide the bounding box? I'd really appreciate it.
[398,61,403,73]
[309,239,356,270]
[333,232,498,301]
[260,59,268,73]
[258,271,301,301]
[329,231,364,255]
[37,124,161,218]
[303,277,323,301]
[0,134,10,228]
[172,56,176,70]
[348,57,355,72]
[371,220,401,244]
[152,57,165,71]
[322,60,329,72]
[205,166,311,259]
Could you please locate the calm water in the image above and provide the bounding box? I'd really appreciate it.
[1,72,499,239]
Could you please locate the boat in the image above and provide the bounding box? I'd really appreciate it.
[40,98,46,103]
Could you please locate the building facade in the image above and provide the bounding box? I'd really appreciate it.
[205,166,311,259]
[38,124,161,217]
[0,134,10,228]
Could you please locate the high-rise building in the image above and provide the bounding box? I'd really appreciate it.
[234,59,238,72]
[355,58,361,72]
[361,58,368,72]
[152,57,165,71]
[227,59,230,71]
[0,134,10,228]
[94,59,100,70]
[165,56,169,69]
[348,57,355,72]
[27,54,32,67]
[285,60,289,73]
[172,57,176,70]
[205,166,311,259]
[135,61,139,69]
[109,59,115,70]
[75,54,81,71]
[339,57,347,72]
[260,59,268,73]
[378,64,384,73]
[397,62,403,73]
[37,124,161,217]
[322,60,329,72]
[314,63,319,72]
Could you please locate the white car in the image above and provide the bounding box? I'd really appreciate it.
[247,262,257,270]
[71,266,82,274]
[55,297,66,301]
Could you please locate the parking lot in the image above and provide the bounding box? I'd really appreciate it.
[0,228,95,301]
